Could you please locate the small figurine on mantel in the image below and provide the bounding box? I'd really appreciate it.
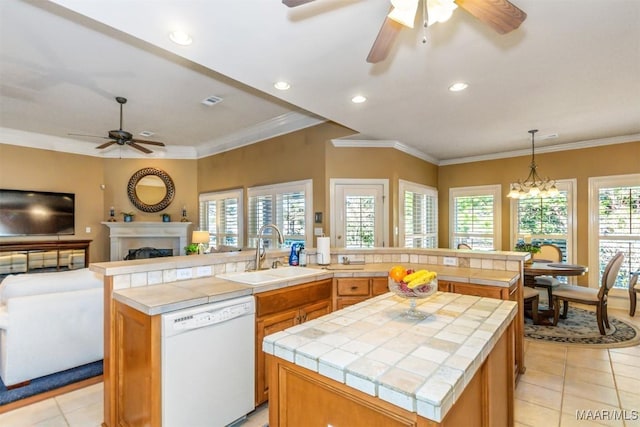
[108,206,117,222]
[181,206,189,222]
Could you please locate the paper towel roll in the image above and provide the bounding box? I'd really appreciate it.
[316,237,330,265]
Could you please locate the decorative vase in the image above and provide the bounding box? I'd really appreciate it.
[388,277,437,320]
[123,214,133,222]
[162,214,171,222]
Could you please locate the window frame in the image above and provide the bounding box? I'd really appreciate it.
[399,179,438,248]
[247,179,313,249]
[198,188,244,249]
[510,179,577,264]
[449,184,502,250]
[588,173,640,291]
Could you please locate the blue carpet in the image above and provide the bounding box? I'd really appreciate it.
[0,360,103,406]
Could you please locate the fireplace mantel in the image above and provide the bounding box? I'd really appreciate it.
[102,222,192,261]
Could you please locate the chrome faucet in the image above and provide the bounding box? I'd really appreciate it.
[254,223,284,271]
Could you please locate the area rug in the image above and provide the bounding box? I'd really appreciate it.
[525,307,640,347]
[0,360,103,406]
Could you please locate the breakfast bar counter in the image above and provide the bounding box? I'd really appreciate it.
[263,291,517,426]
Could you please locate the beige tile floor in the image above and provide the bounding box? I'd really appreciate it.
[0,306,638,427]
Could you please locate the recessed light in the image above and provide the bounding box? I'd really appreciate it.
[139,131,154,137]
[351,95,367,104]
[169,30,192,46]
[448,82,468,92]
[274,81,290,90]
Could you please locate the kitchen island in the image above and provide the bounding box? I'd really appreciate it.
[91,247,525,427]
[264,291,517,426]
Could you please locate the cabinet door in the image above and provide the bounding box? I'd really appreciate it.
[371,277,389,296]
[451,282,507,299]
[301,299,332,323]
[255,309,299,405]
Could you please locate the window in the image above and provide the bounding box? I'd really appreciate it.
[511,180,576,263]
[247,180,312,249]
[399,180,438,248]
[589,174,640,290]
[450,185,501,250]
[199,189,243,248]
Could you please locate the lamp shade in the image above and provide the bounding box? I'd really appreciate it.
[192,231,210,244]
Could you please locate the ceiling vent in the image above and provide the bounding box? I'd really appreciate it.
[201,95,223,106]
[139,131,154,137]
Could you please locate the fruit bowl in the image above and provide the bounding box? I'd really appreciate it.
[388,276,437,319]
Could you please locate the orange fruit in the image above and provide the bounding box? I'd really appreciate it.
[389,265,407,282]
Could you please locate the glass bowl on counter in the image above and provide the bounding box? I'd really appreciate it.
[388,276,437,319]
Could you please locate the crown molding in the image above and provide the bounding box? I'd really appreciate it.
[195,111,326,158]
[0,127,197,159]
[331,139,439,164]
[439,133,640,166]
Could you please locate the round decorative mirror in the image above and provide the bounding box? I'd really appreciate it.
[127,167,175,213]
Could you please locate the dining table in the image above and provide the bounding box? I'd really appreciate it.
[524,261,588,324]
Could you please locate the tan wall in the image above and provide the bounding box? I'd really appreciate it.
[197,122,438,247]
[0,144,197,262]
[0,144,107,262]
[438,140,640,280]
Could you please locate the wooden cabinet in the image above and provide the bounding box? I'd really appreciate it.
[267,320,514,427]
[334,276,389,310]
[255,278,332,405]
[438,279,524,383]
[112,300,162,427]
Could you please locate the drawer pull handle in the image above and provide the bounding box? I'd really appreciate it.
[351,286,358,290]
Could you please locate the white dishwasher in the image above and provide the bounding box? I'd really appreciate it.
[161,295,255,427]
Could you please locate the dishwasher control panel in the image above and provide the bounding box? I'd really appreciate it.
[162,295,255,335]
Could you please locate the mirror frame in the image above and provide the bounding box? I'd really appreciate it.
[127,167,175,213]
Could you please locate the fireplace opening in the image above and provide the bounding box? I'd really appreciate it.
[124,247,173,260]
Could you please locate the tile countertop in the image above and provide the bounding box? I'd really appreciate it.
[111,263,520,316]
[262,291,518,423]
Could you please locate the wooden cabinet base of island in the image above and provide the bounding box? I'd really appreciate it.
[439,279,525,383]
[266,321,514,427]
[255,278,332,406]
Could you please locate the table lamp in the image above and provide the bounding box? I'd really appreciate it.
[192,231,210,255]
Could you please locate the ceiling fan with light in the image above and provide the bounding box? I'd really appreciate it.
[283,0,527,63]
[69,96,166,154]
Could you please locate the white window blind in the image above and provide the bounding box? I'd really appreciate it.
[590,175,640,289]
[450,185,501,250]
[248,179,312,249]
[344,195,376,248]
[199,189,243,248]
[399,180,438,248]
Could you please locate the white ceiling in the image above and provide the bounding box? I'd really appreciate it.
[1,0,639,163]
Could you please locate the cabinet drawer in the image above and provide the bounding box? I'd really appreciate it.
[452,282,506,299]
[336,278,370,296]
[256,279,332,317]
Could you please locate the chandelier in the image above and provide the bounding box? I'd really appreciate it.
[507,130,559,199]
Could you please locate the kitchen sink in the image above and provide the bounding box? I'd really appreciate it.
[216,266,321,285]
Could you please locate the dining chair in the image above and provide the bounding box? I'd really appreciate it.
[457,243,472,250]
[532,244,563,305]
[552,252,624,335]
[629,270,640,316]
[523,286,540,324]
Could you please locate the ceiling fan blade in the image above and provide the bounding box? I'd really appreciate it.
[95,141,117,150]
[127,141,153,154]
[69,133,109,140]
[130,138,166,147]
[366,16,403,64]
[454,0,527,34]
[282,0,315,7]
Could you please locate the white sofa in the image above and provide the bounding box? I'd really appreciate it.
[0,268,103,387]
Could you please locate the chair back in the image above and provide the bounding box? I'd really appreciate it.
[457,243,472,250]
[598,252,625,300]
[533,244,562,262]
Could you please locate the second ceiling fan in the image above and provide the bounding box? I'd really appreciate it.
[283,0,527,63]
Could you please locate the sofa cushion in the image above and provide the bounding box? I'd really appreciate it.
[0,268,103,304]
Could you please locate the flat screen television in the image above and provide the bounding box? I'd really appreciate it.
[0,189,75,236]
